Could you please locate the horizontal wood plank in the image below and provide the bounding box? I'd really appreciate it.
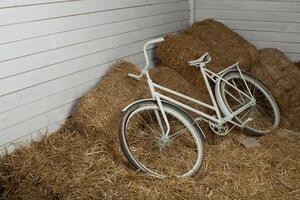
[196,9,300,23]
[0,20,188,96]
[0,0,186,26]
[235,30,300,44]
[0,11,188,62]
[0,1,188,44]
[196,0,300,61]
[0,0,71,8]
[195,18,300,33]
[196,0,300,12]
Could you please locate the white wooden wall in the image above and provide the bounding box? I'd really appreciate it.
[195,0,300,61]
[0,0,190,153]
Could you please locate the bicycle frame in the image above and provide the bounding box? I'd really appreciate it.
[128,38,255,138]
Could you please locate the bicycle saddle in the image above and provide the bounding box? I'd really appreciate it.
[189,52,211,66]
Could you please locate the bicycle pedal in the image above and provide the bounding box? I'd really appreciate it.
[241,118,253,128]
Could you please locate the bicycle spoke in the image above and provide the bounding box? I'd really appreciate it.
[232,79,245,103]
[136,113,161,137]
[168,128,187,140]
[127,125,160,140]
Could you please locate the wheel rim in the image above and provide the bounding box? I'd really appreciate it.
[124,105,202,178]
[220,74,279,134]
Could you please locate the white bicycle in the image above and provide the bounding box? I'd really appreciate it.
[119,38,280,178]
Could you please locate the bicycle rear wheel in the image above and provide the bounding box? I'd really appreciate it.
[215,71,280,136]
[119,101,203,178]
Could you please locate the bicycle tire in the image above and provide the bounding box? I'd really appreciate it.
[119,101,204,178]
[215,71,280,136]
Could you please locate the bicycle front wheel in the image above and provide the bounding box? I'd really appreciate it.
[215,71,280,136]
[119,101,203,178]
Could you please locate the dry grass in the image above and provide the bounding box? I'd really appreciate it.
[0,126,299,199]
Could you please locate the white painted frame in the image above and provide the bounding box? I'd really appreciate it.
[128,38,255,138]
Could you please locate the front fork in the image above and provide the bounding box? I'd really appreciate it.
[147,74,171,139]
[154,96,171,139]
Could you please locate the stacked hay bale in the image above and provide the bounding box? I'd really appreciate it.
[185,19,258,71]
[72,61,150,160]
[157,19,259,89]
[156,34,222,91]
[251,49,300,131]
[150,66,210,113]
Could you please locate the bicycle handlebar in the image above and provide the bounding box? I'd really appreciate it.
[128,37,165,80]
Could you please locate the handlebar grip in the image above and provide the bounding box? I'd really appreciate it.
[128,73,141,80]
[205,54,212,64]
[150,38,164,44]
[145,38,165,46]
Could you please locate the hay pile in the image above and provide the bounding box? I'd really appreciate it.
[71,61,150,161]
[157,19,258,88]
[251,49,300,131]
[0,125,299,199]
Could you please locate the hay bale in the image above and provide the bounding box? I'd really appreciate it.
[156,33,221,90]
[251,48,300,131]
[157,19,258,91]
[150,66,210,112]
[185,19,258,71]
[72,61,149,134]
[72,61,150,160]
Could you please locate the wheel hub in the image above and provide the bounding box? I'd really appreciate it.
[158,136,170,147]
[250,98,256,106]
